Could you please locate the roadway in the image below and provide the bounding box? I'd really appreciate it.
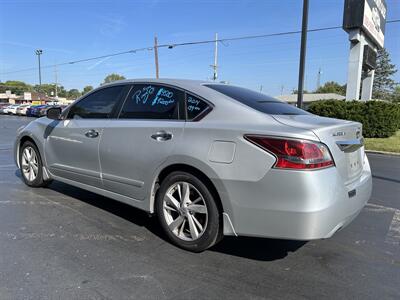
[0,115,399,299]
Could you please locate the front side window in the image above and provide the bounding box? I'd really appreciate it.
[67,85,125,119]
[119,84,182,120]
[186,93,211,120]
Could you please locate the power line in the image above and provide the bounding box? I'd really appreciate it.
[1,20,399,76]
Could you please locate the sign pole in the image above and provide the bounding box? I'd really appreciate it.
[345,30,365,100]
[361,69,375,100]
[343,0,387,101]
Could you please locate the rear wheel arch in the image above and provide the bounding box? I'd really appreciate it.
[150,164,224,216]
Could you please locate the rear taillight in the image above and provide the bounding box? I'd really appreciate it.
[244,135,334,170]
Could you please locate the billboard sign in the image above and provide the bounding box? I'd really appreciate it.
[23,92,32,101]
[343,0,387,48]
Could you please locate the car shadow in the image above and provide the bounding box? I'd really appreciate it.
[21,175,306,261]
[210,236,306,261]
[48,180,157,229]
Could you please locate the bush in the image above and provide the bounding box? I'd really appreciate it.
[307,100,400,138]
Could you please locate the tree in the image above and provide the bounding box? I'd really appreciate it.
[82,85,93,95]
[392,85,400,103]
[103,73,125,84]
[0,80,32,95]
[373,48,397,100]
[33,84,57,96]
[57,85,67,98]
[67,89,81,99]
[292,89,309,94]
[315,81,346,95]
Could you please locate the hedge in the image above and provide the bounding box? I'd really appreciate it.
[307,100,400,138]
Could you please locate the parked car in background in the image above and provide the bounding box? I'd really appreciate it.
[6,104,20,115]
[38,105,53,117]
[0,103,10,114]
[29,105,47,117]
[1,105,12,114]
[26,106,34,117]
[14,79,372,252]
[38,105,67,117]
[16,104,31,116]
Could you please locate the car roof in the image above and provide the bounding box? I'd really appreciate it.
[101,78,211,93]
[99,78,241,105]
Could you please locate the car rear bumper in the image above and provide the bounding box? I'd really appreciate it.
[222,155,372,240]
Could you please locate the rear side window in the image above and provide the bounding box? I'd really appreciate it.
[186,93,211,120]
[119,84,182,120]
[67,85,125,119]
[204,84,308,115]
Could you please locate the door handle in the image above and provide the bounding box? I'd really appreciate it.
[85,129,99,138]
[151,131,173,141]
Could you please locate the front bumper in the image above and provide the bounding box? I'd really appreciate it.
[222,155,372,240]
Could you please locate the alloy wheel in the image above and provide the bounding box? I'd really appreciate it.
[21,146,39,182]
[162,181,208,241]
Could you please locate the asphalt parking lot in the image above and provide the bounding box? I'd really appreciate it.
[0,115,399,300]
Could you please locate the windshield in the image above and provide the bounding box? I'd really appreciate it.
[204,84,308,115]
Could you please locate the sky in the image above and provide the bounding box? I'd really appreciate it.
[0,0,399,96]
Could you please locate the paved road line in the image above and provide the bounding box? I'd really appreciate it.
[0,164,15,168]
[366,202,398,212]
[0,231,145,242]
[385,210,400,246]
[0,200,53,205]
[366,203,400,246]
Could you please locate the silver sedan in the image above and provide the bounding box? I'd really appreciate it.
[14,79,372,252]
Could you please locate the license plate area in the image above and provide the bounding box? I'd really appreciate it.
[347,150,363,178]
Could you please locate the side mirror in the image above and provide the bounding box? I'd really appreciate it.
[46,107,62,120]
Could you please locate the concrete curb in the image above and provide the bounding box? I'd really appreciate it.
[365,150,400,156]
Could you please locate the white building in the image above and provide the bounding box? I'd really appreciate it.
[276,93,345,108]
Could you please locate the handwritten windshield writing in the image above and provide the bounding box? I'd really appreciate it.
[133,86,155,104]
[132,86,175,107]
[151,88,175,106]
[187,96,201,112]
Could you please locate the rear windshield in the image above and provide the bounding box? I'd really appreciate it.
[204,84,308,115]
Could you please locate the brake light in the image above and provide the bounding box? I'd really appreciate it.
[244,135,334,170]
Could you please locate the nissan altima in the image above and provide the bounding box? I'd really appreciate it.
[14,79,372,252]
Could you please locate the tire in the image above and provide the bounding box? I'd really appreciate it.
[19,141,51,187]
[155,171,222,252]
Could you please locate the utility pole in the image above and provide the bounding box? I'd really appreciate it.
[154,36,159,79]
[305,74,308,92]
[259,85,263,92]
[35,49,43,86]
[296,0,309,108]
[54,65,58,99]
[211,33,218,81]
[316,67,322,90]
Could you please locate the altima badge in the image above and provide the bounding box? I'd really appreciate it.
[332,131,346,137]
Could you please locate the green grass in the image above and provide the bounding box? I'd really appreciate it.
[365,130,400,153]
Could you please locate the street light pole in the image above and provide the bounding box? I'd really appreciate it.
[297,0,309,109]
[35,49,43,86]
[154,37,159,79]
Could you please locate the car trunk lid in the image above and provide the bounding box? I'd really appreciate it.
[272,114,364,185]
